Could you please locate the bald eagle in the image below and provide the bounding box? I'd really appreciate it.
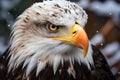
[0,0,116,80]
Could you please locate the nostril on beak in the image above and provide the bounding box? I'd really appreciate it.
[73,31,77,34]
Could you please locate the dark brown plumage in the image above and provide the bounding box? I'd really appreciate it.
[0,1,116,80]
[0,46,116,80]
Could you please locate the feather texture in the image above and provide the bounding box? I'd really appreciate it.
[0,46,116,80]
[0,0,116,80]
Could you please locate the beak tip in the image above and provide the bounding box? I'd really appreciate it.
[74,26,89,58]
[84,51,87,57]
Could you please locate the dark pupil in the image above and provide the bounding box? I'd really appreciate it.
[51,25,59,30]
[52,25,56,29]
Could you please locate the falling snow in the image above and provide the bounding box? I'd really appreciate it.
[0,0,120,79]
[78,0,120,26]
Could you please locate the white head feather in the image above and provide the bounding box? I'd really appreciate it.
[8,0,93,78]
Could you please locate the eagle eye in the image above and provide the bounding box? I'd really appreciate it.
[47,24,59,32]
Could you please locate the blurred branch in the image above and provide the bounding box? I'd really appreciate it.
[100,19,115,38]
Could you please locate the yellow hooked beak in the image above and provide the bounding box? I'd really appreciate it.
[52,24,89,57]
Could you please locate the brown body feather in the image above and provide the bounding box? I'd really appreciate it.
[0,46,116,80]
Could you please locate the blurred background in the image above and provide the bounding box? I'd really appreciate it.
[0,0,120,80]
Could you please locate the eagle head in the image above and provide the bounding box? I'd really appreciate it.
[9,0,94,77]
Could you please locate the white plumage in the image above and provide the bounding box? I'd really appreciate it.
[8,0,93,78]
